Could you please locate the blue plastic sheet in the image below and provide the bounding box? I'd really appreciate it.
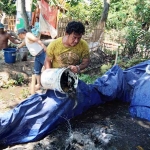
[94,65,125,101]
[129,72,150,121]
[0,80,103,145]
[122,60,150,102]
[122,60,150,120]
[0,61,150,146]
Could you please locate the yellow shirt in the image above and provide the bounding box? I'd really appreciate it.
[46,37,90,68]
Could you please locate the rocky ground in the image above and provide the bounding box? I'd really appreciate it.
[0,52,150,150]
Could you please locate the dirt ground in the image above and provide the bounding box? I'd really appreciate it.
[0,60,150,150]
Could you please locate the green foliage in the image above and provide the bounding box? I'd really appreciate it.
[32,0,38,12]
[100,63,112,75]
[65,1,90,22]
[79,74,98,84]
[2,74,26,88]
[0,0,16,15]
[108,0,136,30]
[49,0,81,7]
[89,0,103,25]
[135,0,150,24]
[122,21,150,57]
[64,0,150,32]
[15,74,25,85]
[64,0,149,31]
[137,31,150,54]
[65,0,103,25]
[122,23,140,56]
[2,79,17,88]
[66,0,81,7]
[117,55,149,69]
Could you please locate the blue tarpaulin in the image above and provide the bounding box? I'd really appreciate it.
[123,60,150,120]
[0,61,150,146]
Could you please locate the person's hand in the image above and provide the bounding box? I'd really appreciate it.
[44,48,47,52]
[68,65,80,74]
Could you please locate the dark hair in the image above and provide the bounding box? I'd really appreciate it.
[66,21,85,35]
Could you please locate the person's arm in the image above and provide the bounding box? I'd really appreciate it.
[69,40,90,73]
[17,40,26,49]
[8,34,21,44]
[26,32,47,51]
[78,58,90,70]
[44,55,53,69]
[69,58,90,74]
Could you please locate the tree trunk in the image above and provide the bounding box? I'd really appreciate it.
[101,0,110,22]
[20,0,30,31]
[91,0,110,43]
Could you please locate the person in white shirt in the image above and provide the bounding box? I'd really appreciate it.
[17,28,47,92]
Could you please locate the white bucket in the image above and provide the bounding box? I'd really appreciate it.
[41,68,78,94]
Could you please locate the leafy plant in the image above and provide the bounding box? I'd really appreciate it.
[15,74,25,85]
[100,63,112,75]
[122,21,150,57]
[122,24,140,56]
[0,0,16,15]
[1,74,26,88]
[65,0,81,7]
[2,79,17,88]
[65,1,90,22]
[79,74,99,84]
[117,55,148,69]
[88,0,103,25]
[135,0,150,25]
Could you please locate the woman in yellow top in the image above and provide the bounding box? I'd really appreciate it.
[44,21,90,74]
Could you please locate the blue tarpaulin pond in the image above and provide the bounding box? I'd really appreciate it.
[0,60,150,146]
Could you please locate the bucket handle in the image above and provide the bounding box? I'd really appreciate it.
[54,89,68,99]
